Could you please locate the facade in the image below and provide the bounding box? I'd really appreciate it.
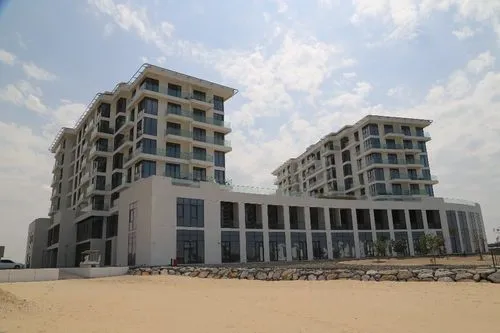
[25,218,51,268]
[0,246,4,258]
[44,63,236,267]
[116,176,488,266]
[272,115,438,199]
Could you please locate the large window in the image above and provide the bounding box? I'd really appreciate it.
[289,206,305,229]
[166,142,181,158]
[392,210,406,229]
[329,208,353,230]
[165,163,180,178]
[139,97,158,115]
[220,201,238,228]
[332,233,355,258]
[291,232,308,260]
[310,207,325,230]
[245,203,262,229]
[221,231,240,263]
[426,210,442,229]
[213,95,224,111]
[269,232,286,261]
[268,205,285,230]
[312,233,328,259]
[176,230,204,264]
[374,209,389,230]
[246,232,264,262]
[193,167,207,181]
[409,210,424,229]
[141,138,157,154]
[141,160,156,178]
[176,198,204,227]
[144,117,157,135]
[214,151,225,167]
[356,209,371,230]
[214,170,225,184]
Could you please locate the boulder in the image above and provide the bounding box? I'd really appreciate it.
[455,272,473,281]
[437,277,454,282]
[397,270,413,280]
[487,271,500,283]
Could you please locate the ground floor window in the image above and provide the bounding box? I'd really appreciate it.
[221,231,240,263]
[176,229,204,264]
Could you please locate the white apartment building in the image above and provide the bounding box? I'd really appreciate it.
[25,218,50,268]
[44,64,236,267]
[36,64,487,268]
[272,116,438,200]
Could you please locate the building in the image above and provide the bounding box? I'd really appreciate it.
[44,63,236,267]
[36,63,488,268]
[115,176,487,266]
[25,218,51,268]
[272,115,438,199]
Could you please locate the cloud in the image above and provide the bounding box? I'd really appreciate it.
[103,22,115,37]
[466,51,495,74]
[0,49,16,65]
[452,26,476,40]
[22,62,57,81]
[387,86,404,97]
[0,80,47,113]
[343,72,357,79]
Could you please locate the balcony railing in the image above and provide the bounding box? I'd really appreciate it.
[165,109,231,128]
[365,159,406,167]
[165,128,193,138]
[390,174,438,181]
[374,189,429,196]
[138,84,214,104]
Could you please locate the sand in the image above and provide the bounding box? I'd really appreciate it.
[340,255,494,266]
[1,276,500,333]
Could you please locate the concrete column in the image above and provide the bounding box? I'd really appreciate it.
[422,209,429,233]
[352,208,361,258]
[238,202,246,263]
[324,207,333,259]
[404,209,415,256]
[283,205,292,261]
[261,204,270,262]
[304,207,313,261]
[369,209,377,241]
[387,209,395,240]
[455,210,465,254]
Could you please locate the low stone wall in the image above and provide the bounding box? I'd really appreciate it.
[129,266,500,283]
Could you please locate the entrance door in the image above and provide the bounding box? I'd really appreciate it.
[183,241,198,264]
[104,240,112,266]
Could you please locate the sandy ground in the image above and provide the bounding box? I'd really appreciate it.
[340,255,493,266]
[1,275,500,333]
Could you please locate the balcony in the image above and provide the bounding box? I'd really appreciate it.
[193,135,232,148]
[165,108,192,119]
[384,130,407,138]
[192,115,231,132]
[89,145,113,158]
[90,126,114,141]
[165,128,193,139]
[373,189,429,197]
[389,174,439,183]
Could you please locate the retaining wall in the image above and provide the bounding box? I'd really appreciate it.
[129,266,500,283]
[0,269,59,283]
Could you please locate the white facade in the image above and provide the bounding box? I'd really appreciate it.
[43,64,236,267]
[25,218,50,268]
[116,176,487,266]
[272,116,438,200]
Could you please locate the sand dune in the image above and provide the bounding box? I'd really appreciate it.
[1,275,499,333]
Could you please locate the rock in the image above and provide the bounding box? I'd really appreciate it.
[366,270,378,276]
[307,274,317,281]
[239,270,249,279]
[338,272,353,279]
[255,272,267,280]
[151,270,160,275]
[455,272,473,281]
[457,279,475,283]
[272,271,282,280]
[317,275,326,281]
[281,269,295,280]
[198,271,209,278]
[380,274,397,281]
[326,273,338,280]
[437,277,454,282]
[473,274,481,282]
[247,274,255,280]
[351,275,361,281]
[141,271,150,276]
[299,275,307,280]
[292,273,300,280]
[476,268,495,279]
[417,272,434,280]
[361,275,370,281]
[160,269,169,275]
[189,271,199,277]
[379,270,398,276]
[397,270,413,281]
[434,270,454,278]
[486,271,500,283]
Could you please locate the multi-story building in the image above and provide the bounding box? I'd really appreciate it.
[35,65,488,268]
[25,218,50,268]
[272,115,438,199]
[45,63,236,267]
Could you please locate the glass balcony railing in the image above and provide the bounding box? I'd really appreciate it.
[165,128,193,138]
[374,189,429,196]
[384,130,431,137]
[390,174,437,181]
[165,109,231,128]
[365,159,406,166]
[165,108,192,117]
[139,84,214,104]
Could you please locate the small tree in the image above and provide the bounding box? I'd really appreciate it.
[374,237,388,261]
[420,234,444,264]
[392,239,407,257]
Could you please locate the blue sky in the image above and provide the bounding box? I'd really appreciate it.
[1,0,500,261]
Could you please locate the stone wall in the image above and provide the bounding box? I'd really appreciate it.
[129,266,500,283]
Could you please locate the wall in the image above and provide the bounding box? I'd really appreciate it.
[0,269,59,283]
[60,266,129,278]
[26,218,50,268]
[116,176,486,266]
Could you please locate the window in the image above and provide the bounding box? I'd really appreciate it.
[426,210,442,229]
[221,202,238,228]
[425,184,434,196]
[374,210,389,229]
[310,207,325,230]
[245,203,262,229]
[356,209,371,230]
[403,140,413,149]
[312,233,328,259]
[193,109,206,122]
[246,232,264,262]
[268,205,284,230]
[165,163,181,178]
[177,198,204,227]
[269,232,286,261]
[409,210,424,229]
[167,83,182,97]
[167,103,181,115]
[141,160,156,178]
[330,208,353,230]
[141,77,159,92]
[291,232,308,260]
[332,233,355,258]
[214,132,225,145]
[139,97,158,115]
[144,117,157,136]
[402,126,411,136]
[192,90,206,102]
[193,147,207,160]
[215,170,225,184]
[420,155,429,167]
[193,127,206,142]
[289,206,305,229]
[214,151,225,167]
[98,103,111,118]
[166,142,181,158]
[392,184,402,195]
[141,138,157,155]
[128,202,137,231]
[166,122,181,134]
[221,231,240,263]
[213,95,224,111]
[384,124,394,134]
[176,230,204,264]
[193,167,207,181]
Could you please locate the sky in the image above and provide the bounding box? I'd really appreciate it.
[0,0,500,262]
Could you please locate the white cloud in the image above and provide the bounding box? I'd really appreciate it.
[343,72,357,79]
[103,22,115,37]
[0,49,16,65]
[274,0,288,13]
[452,26,476,40]
[22,62,57,81]
[387,86,403,97]
[0,81,47,113]
[466,51,495,74]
